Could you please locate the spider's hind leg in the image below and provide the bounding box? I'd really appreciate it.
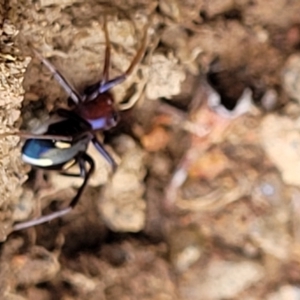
[12,153,95,232]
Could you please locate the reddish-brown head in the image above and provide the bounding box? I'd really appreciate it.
[76,92,119,130]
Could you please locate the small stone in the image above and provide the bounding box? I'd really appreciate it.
[282,54,300,104]
[260,114,300,186]
[146,54,185,100]
[141,126,170,152]
[267,285,300,300]
[174,245,202,272]
[180,260,264,300]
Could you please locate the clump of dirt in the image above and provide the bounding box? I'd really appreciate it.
[0,17,30,240]
[2,0,300,299]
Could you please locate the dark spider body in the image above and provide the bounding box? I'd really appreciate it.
[8,18,148,232]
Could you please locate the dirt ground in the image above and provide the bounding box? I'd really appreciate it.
[2,0,300,299]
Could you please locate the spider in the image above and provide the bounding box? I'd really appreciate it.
[8,18,148,231]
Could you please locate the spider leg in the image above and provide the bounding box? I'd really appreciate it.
[92,135,117,171]
[98,22,149,94]
[0,108,94,142]
[0,131,73,141]
[60,157,86,177]
[101,16,111,85]
[12,153,95,232]
[30,45,83,105]
[83,17,111,102]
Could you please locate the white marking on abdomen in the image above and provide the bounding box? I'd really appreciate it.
[22,154,53,167]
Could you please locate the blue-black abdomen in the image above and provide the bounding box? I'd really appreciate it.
[22,139,54,159]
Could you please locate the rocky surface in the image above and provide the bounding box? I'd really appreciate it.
[2,0,300,299]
